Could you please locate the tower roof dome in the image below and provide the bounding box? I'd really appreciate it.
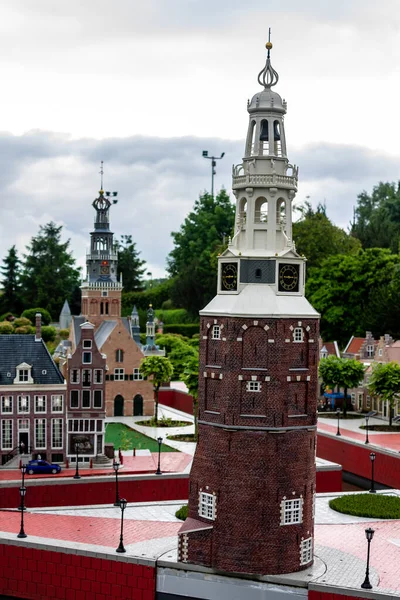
[248,38,286,115]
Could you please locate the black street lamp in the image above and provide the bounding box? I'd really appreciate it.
[113,460,120,506]
[369,452,376,493]
[155,437,163,475]
[116,498,127,553]
[18,464,27,511]
[74,442,81,480]
[202,150,225,198]
[17,486,27,538]
[361,527,375,589]
[336,408,341,436]
[365,415,370,444]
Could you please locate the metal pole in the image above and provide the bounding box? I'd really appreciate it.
[156,437,162,475]
[361,537,373,589]
[17,487,27,538]
[336,410,341,436]
[74,443,81,480]
[114,462,120,506]
[365,416,369,444]
[116,500,127,553]
[370,457,376,494]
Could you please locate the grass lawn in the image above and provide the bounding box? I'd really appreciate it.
[329,493,400,519]
[105,423,178,452]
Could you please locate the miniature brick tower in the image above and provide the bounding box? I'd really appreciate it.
[80,163,122,323]
[178,40,320,575]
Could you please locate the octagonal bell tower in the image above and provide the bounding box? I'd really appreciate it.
[178,40,320,575]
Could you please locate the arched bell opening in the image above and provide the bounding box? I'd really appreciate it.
[255,197,268,223]
[273,120,282,157]
[238,198,247,228]
[246,120,257,156]
[259,119,269,155]
[276,198,286,226]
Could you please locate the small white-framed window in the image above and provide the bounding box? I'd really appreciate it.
[35,395,46,413]
[1,420,13,449]
[70,369,80,384]
[199,492,216,520]
[116,349,124,363]
[366,344,374,358]
[82,352,92,364]
[351,393,356,405]
[101,290,108,297]
[70,390,79,409]
[1,396,13,414]
[133,368,143,380]
[300,537,313,565]
[14,363,33,384]
[366,395,371,409]
[378,348,383,357]
[93,390,102,409]
[35,418,46,449]
[52,418,63,449]
[281,498,303,525]
[246,381,261,392]
[83,340,92,349]
[293,328,304,343]
[94,369,103,384]
[18,396,29,413]
[212,325,221,340]
[51,395,63,413]
[82,390,91,408]
[18,419,29,430]
[114,368,125,381]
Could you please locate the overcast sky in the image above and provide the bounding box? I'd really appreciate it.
[1,0,400,280]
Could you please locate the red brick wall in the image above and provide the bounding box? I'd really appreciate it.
[317,432,400,488]
[0,476,189,509]
[0,543,155,600]
[158,389,194,415]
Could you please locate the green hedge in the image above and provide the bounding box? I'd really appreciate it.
[175,505,188,521]
[329,493,400,519]
[155,309,195,324]
[163,324,199,337]
[21,308,52,325]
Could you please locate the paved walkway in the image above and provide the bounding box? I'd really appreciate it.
[318,415,400,452]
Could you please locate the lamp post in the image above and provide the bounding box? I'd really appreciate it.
[336,408,341,436]
[17,486,27,538]
[155,437,163,475]
[361,527,375,589]
[202,150,225,198]
[369,452,376,493]
[365,415,370,444]
[113,460,120,506]
[116,498,127,553]
[18,464,27,511]
[74,442,81,480]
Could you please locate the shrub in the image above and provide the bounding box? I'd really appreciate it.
[155,309,194,324]
[329,493,400,519]
[161,299,175,310]
[163,324,199,337]
[59,329,70,339]
[0,321,14,334]
[14,326,33,335]
[0,312,15,322]
[41,326,57,342]
[21,308,52,325]
[175,505,188,521]
[13,317,32,328]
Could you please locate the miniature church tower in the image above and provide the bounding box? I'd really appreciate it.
[178,39,320,575]
[130,305,141,345]
[80,165,122,323]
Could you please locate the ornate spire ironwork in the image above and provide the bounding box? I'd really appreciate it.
[257,28,279,89]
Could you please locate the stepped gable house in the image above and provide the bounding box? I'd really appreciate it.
[178,41,320,575]
[69,183,154,418]
[0,314,66,465]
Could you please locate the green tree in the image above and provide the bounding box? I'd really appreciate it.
[293,202,361,272]
[168,190,235,316]
[139,355,174,424]
[319,356,365,416]
[116,235,146,292]
[156,333,198,380]
[20,222,81,318]
[368,361,400,426]
[0,245,22,315]
[352,181,400,252]
[181,355,199,439]
[306,249,400,345]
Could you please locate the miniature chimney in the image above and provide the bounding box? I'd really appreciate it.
[35,313,42,341]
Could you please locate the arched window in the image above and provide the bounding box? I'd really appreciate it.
[277,199,286,224]
[273,120,282,156]
[255,197,268,223]
[248,120,256,156]
[116,349,124,363]
[239,198,247,228]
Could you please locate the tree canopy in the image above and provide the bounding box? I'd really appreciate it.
[306,248,400,345]
[293,202,361,272]
[368,361,400,426]
[319,356,365,415]
[167,190,235,316]
[20,222,81,318]
[0,245,22,315]
[139,355,174,424]
[117,234,146,293]
[351,181,400,253]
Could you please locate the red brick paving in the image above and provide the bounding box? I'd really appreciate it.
[0,452,192,481]
[317,421,400,451]
[0,510,181,548]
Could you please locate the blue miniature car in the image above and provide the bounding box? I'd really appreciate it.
[26,460,62,475]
